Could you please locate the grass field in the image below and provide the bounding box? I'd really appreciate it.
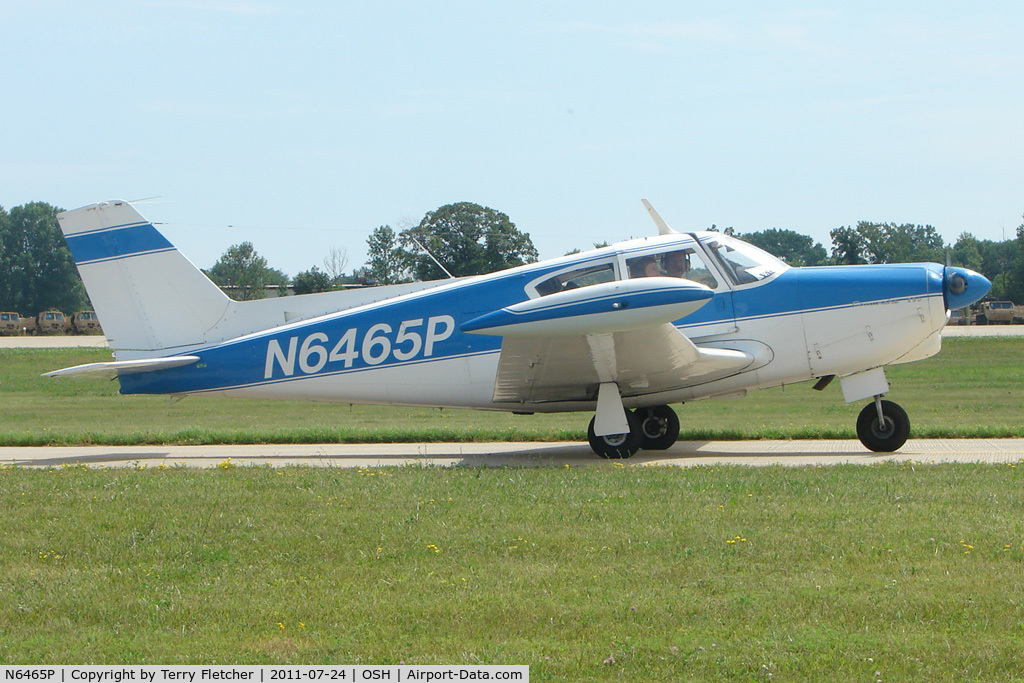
[2,338,1023,677]
[1,337,1023,445]
[1,463,1022,679]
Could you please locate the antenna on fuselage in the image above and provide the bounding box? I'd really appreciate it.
[408,235,455,279]
[641,199,679,236]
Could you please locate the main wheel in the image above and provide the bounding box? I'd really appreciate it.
[634,405,680,450]
[856,400,910,452]
[587,411,643,459]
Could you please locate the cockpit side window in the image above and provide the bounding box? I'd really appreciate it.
[624,248,718,289]
[704,236,787,286]
[532,262,617,297]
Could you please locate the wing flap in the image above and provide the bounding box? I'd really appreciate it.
[492,324,752,404]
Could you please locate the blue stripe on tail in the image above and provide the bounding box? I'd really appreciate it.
[65,223,174,265]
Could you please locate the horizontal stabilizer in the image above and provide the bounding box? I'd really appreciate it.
[43,355,201,379]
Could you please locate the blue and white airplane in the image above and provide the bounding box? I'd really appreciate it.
[48,199,990,458]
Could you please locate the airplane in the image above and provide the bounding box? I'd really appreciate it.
[47,199,991,458]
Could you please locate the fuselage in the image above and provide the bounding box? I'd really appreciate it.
[115,231,977,413]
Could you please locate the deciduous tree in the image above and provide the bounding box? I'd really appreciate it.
[400,203,538,280]
[365,225,411,285]
[739,228,827,266]
[0,202,88,314]
[829,226,869,264]
[206,241,286,300]
[322,247,349,286]
[292,265,334,294]
[831,221,945,264]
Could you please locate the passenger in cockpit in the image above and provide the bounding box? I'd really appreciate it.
[631,256,661,278]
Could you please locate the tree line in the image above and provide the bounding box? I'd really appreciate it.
[2,201,1023,315]
[734,219,1024,302]
[208,202,539,300]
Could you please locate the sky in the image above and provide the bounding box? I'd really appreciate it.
[2,0,1023,277]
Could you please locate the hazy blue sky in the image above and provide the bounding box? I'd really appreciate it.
[3,1,1022,276]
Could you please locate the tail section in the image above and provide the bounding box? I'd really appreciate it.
[58,200,231,356]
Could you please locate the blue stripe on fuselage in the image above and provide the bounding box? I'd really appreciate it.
[116,260,945,396]
[116,270,537,395]
[739,264,944,321]
[65,223,174,265]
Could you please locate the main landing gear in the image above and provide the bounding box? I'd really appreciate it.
[587,404,681,459]
[856,396,910,452]
[586,395,910,458]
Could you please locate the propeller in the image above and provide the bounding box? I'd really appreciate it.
[948,271,968,296]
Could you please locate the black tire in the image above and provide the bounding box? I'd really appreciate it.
[856,400,910,452]
[587,411,643,459]
[634,405,680,450]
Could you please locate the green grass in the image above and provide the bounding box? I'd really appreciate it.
[4,339,1024,677]
[2,463,1023,679]
[0,336,1022,445]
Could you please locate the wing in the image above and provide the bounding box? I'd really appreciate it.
[460,277,754,405]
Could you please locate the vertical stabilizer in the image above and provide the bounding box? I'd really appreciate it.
[58,200,231,356]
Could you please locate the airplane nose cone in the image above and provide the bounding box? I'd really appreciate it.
[944,266,991,310]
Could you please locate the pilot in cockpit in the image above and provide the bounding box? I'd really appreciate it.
[663,250,690,278]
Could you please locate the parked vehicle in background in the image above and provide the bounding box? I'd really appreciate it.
[0,312,25,335]
[948,309,969,325]
[32,310,70,335]
[71,310,102,335]
[976,301,1015,325]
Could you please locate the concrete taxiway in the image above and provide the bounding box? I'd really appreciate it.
[2,439,1023,469]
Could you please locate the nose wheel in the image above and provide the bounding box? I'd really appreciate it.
[856,398,910,452]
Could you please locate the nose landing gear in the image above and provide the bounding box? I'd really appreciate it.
[856,397,910,452]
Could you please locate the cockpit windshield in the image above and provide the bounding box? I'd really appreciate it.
[703,235,788,286]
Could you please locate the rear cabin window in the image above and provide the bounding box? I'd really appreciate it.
[534,263,617,297]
